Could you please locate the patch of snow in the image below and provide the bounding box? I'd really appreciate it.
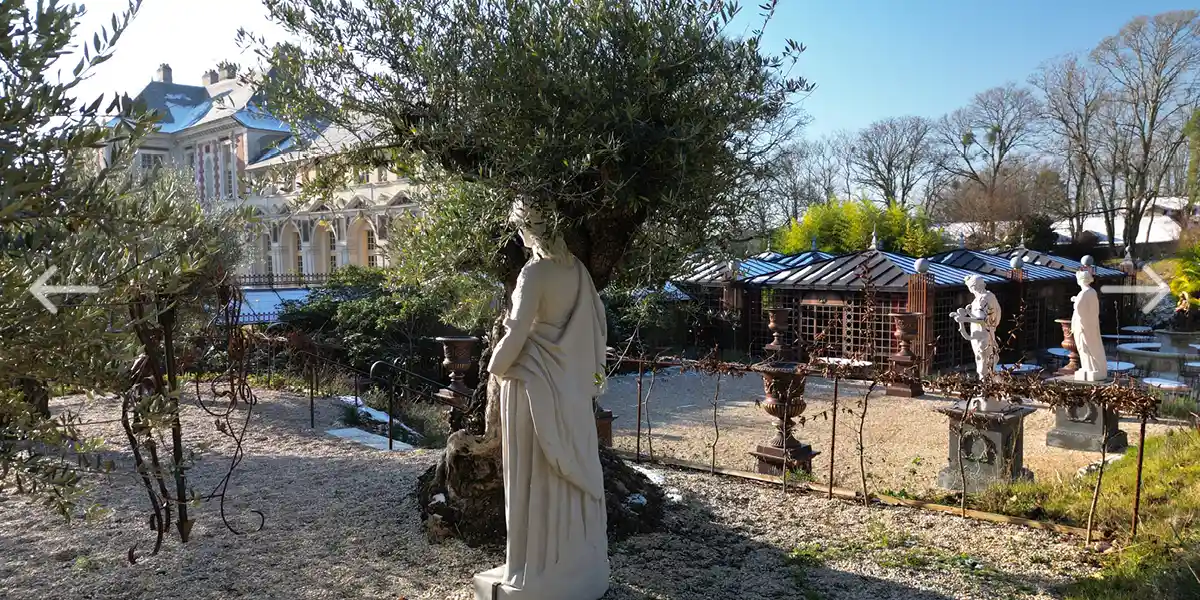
[630,464,666,485]
[665,488,684,503]
[335,395,424,441]
[1077,452,1125,477]
[325,427,414,451]
[431,493,446,504]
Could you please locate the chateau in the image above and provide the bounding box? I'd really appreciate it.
[111,63,418,286]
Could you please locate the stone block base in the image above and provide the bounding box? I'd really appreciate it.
[595,410,614,448]
[886,381,924,398]
[750,443,818,476]
[1046,427,1128,453]
[472,561,609,600]
[936,464,1033,494]
[935,403,1035,493]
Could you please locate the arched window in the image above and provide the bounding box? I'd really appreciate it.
[366,229,378,267]
[294,230,303,273]
[328,230,337,271]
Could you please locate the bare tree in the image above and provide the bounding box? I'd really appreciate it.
[765,142,824,222]
[849,116,936,208]
[1092,10,1200,253]
[807,136,842,202]
[934,83,1042,237]
[935,83,1042,196]
[828,129,857,200]
[1031,54,1109,241]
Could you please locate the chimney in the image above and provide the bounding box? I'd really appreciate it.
[155,63,173,84]
[203,69,220,85]
[220,63,237,81]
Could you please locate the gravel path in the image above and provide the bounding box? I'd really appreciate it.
[603,369,1182,493]
[0,389,1099,599]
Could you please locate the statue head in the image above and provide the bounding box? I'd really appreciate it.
[964,274,987,295]
[508,197,572,264]
[1076,269,1094,289]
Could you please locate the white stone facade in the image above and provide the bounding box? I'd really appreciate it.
[111,64,418,286]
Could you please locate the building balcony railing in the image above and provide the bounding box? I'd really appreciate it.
[236,273,330,289]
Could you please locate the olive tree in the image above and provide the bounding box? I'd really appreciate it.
[249,0,810,540]
[1,0,246,537]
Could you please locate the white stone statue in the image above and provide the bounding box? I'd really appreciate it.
[472,199,610,600]
[1071,269,1107,381]
[950,275,1001,382]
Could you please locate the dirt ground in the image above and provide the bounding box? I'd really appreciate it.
[611,379,1182,495]
[0,389,1098,600]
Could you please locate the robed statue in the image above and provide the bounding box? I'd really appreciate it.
[1071,269,1107,381]
[471,199,610,600]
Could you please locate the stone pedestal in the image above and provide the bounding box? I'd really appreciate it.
[1044,376,1128,452]
[595,407,615,448]
[750,442,819,476]
[936,402,1036,493]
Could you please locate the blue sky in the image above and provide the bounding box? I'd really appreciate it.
[744,0,1187,138]
[70,0,1183,140]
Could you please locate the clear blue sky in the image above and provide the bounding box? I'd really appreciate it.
[744,0,1188,138]
[71,0,1185,140]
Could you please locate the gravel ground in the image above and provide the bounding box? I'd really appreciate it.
[604,369,1182,494]
[0,389,1100,600]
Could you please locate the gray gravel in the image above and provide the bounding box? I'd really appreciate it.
[0,390,1098,600]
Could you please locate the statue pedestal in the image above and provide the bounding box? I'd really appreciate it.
[595,408,615,448]
[472,559,609,600]
[887,354,924,398]
[750,442,818,476]
[936,402,1035,493]
[1044,376,1128,453]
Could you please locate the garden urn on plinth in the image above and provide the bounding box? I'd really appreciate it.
[435,336,478,412]
[749,307,818,476]
[884,311,924,398]
[1054,319,1080,375]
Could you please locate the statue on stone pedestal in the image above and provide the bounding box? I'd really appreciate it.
[472,198,610,600]
[1071,270,1107,381]
[951,275,1002,383]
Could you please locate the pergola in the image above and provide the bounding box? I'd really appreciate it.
[671,246,1130,373]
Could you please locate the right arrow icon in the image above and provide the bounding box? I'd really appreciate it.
[1098,265,1171,314]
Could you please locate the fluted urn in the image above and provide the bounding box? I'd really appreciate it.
[435,336,478,409]
[884,311,924,397]
[749,307,816,475]
[1054,319,1079,374]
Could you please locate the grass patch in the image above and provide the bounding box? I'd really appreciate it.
[340,404,363,427]
[361,389,449,449]
[866,518,914,549]
[971,429,1200,600]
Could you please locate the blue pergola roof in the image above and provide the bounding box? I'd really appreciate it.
[995,248,1124,278]
[746,249,1007,291]
[928,249,1075,281]
[674,257,788,285]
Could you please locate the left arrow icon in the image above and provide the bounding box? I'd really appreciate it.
[29,266,100,314]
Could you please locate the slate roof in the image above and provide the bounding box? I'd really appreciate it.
[118,75,294,136]
[993,248,1124,278]
[674,257,788,285]
[768,250,835,268]
[928,249,1075,281]
[745,250,1007,291]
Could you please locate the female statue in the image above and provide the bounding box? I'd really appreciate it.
[950,275,1001,381]
[472,199,610,600]
[1071,270,1107,381]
